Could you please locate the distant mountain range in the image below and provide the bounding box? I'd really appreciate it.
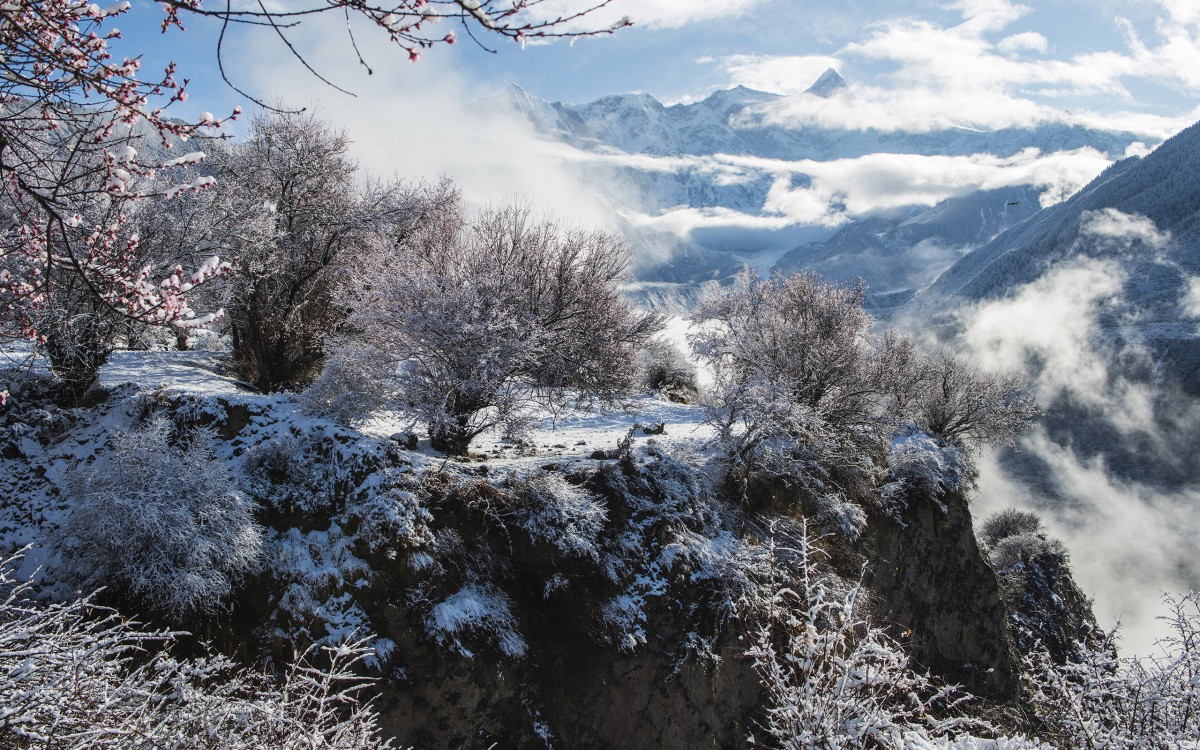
[485,71,1149,307]
[491,73,1135,164]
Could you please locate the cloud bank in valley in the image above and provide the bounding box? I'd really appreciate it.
[566,146,1113,236]
[958,211,1200,655]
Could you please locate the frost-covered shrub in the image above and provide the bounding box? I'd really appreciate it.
[1029,592,1200,748]
[0,553,392,749]
[426,583,526,659]
[692,273,1036,507]
[639,337,699,400]
[747,525,1042,749]
[979,509,1043,548]
[505,473,608,560]
[347,485,435,559]
[691,272,893,502]
[53,417,263,621]
[908,353,1037,448]
[342,202,662,454]
[885,422,971,498]
[242,430,369,516]
[979,509,1066,572]
[704,377,880,504]
[815,494,867,540]
[988,534,1068,572]
[188,328,231,352]
[301,339,400,425]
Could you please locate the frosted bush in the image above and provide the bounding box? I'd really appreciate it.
[188,328,231,352]
[348,486,435,559]
[242,431,365,516]
[0,552,392,749]
[748,524,1042,749]
[343,202,662,454]
[506,473,608,560]
[979,509,1043,547]
[639,337,699,399]
[815,494,867,540]
[886,422,970,497]
[988,533,1068,572]
[53,416,263,621]
[301,339,400,425]
[978,509,1066,572]
[1029,592,1200,747]
[426,583,527,659]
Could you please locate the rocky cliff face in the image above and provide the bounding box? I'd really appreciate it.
[863,487,1022,702]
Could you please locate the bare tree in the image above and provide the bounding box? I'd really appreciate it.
[691,271,1036,501]
[204,112,435,391]
[691,271,879,428]
[910,352,1037,447]
[335,201,662,453]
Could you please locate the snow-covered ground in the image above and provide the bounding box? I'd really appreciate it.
[0,345,715,578]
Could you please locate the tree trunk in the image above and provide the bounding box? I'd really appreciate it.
[429,412,475,455]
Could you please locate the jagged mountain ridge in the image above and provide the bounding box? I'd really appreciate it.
[489,79,1136,164]
[486,73,1146,303]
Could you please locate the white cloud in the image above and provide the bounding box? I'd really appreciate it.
[1079,208,1171,250]
[974,438,1200,657]
[714,54,845,96]
[626,204,796,236]
[997,31,1048,55]
[961,257,1200,655]
[565,146,1111,235]
[236,17,617,229]
[1183,277,1200,318]
[750,147,1109,225]
[964,259,1131,407]
[712,0,1200,138]
[949,0,1031,34]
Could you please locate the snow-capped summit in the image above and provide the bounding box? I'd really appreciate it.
[803,68,849,98]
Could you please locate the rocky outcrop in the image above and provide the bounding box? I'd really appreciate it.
[863,488,1023,703]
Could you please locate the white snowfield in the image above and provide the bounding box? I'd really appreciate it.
[107,349,719,476]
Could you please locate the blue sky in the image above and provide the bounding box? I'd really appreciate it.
[121,0,1200,139]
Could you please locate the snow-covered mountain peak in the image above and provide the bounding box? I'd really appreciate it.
[694,85,779,110]
[804,68,849,98]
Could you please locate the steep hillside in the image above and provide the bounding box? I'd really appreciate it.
[924,121,1200,304]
